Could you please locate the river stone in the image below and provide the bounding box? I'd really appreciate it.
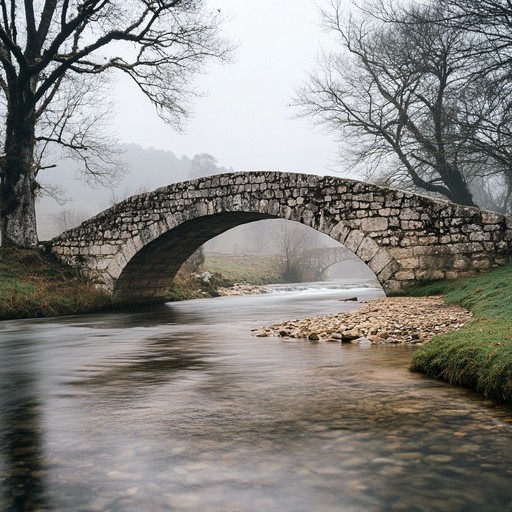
[259,296,473,345]
[342,329,360,341]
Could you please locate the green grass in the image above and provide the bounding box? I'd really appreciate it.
[204,253,282,285]
[0,246,112,320]
[165,253,280,301]
[408,265,512,403]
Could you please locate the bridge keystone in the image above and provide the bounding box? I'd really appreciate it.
[49,171,512,305]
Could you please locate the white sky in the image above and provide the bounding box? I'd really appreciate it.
[37,0,351,239]
[114,0,342,174]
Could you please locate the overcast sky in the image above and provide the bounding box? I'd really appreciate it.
[114,0,342,174]
[38,0,351,239]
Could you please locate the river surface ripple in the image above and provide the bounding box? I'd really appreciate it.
[1,279,511,512]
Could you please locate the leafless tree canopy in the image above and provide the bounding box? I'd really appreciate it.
[0,1,231,247]
[271,221,325,283]
[295,0,512,212]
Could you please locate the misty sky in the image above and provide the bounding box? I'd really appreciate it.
[114,0,342,173]
[37,0,351,239]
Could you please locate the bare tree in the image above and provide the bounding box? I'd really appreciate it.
[437,0,512,210]
[371,0,512,212]
[50,208,90,232]
[271,221,324,283]
[0,1,231,248]
[295,1,483,206]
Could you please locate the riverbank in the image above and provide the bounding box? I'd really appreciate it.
[257,264,512,404]
[166,253,278,301]
[0,246,112,320]
[409,264,512,404]
[0,247,274,318]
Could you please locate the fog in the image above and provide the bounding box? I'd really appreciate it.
[37,0,349,247]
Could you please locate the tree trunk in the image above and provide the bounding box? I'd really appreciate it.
[440,163,477,207]
[0,110,38,248]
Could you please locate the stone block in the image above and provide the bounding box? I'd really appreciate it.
[394,270,416,280]
[329,222,350,244]
[472,259,491,270]
[106,258,123,280]
[399,257,419,269]
[358,236,380,261]
[415,270,445,281]
[100,244,117,255]
[361,217,389,232]
[417,235,439,245]
[376,259,400,281]
[400,208,421,220]
[419,253,455,269]
[344,230,365,253]
[453,256,471,270]
[481,211,504,224]
[401,220,423,230]
[469,231,491,242]
[369,249,393,275]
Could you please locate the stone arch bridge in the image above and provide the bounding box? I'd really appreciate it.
[50,172,512,304]
[306,246,363,278]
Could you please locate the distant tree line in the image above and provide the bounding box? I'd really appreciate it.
[47,147,233,236]
[295,0,512,213]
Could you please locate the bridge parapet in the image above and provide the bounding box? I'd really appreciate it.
[50,172,512,304]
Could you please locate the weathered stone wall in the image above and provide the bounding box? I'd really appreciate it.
[50,171,512,304]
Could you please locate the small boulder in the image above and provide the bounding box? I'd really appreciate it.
[342,329,360,341]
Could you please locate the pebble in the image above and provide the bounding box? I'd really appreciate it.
[217,284,270,296]
[254,296,472,345]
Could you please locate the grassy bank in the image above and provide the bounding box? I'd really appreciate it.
[166,269,235,301]
[0,249,280,318]
[408,264,512,404]
[166,253,282,301]
[0,246,112,320]
[204,253,281,285]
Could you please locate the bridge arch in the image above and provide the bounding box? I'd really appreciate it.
[50,171,512,305]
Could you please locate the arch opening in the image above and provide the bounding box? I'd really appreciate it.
[113,215,383,304]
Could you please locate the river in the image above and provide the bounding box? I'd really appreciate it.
[1,279,511,512]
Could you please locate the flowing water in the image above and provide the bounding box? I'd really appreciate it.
[1,279,511,512]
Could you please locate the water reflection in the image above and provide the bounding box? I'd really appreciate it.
[1,280,512,511]
[0,342,47,511]
[68,333,212,394]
